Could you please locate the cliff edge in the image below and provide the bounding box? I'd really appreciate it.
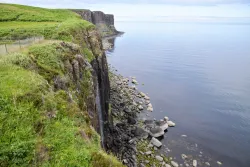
[0,3,123,167]
[72,9,120,37]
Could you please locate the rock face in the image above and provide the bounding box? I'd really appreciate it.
[72,9,119,37]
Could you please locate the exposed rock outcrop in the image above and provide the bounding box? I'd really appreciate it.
[73,9,119,37]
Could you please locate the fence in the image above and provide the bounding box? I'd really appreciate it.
[0,36,44,55]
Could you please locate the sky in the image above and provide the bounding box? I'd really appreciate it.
[2,0,250,21]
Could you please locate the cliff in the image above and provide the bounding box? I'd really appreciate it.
[72,9,119,37]
[0,3,123,167]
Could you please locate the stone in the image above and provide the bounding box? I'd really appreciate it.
[155,155,163,161]
[164,117,169,121]
[140,92,146,97]
[181,154,187,160]
[181,135,187,137]
[154,147,158,151]
[145,160,150,164]
[132,79,138,84]
[134,127,148,139]
[147,106,153,112]
[171,161,179,167]
[144,96,150,100]
[140,151,144,155]
[217,161,222,165]
[167,121,176,127]
[123,159,128,164]
[148,103,153,108]
[144,120,154,126]
[148,143,154,148]
[128,138,137,144]
[193,160,197,167]
[145,100,150,104]
[150,127,164,138]
[131,85,136,90]
[185,164,190,167]
[165,164,172,167]
[145,151,152,155]
[155,120,169,131]
[150,137,162,147]
[127,116,136,125]
[140,163,146,167]
[138,105,144,110]
[205,162,210,166]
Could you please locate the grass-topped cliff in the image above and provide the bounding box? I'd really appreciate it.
[0,3,123,167]
[0,3,93,41]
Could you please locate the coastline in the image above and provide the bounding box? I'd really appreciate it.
[107,67,177,167]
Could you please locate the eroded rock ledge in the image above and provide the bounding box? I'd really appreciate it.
[72,9,120,37]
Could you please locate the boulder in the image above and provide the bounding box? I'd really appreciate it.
[144,96,150,100]
[171,161,179,167]
[164,117,169,121]
[134,127,148,139]
[145,151,152,155]
[147,106,153,112]
[181,154,187,160]
[140,92,146,97]
[155,155,163,162]
[127,116,136,125]
[193,160,197,167]
[138,105,144,110]
[150,137,162,147]
[155,120,168,131]
[167,121,176,127]
[150,127,164,137]
[217,161,222,165]
[132,79,138,84]
[148,103,153,108]
[144,120,154,126]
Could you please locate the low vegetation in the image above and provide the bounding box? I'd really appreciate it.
[0,3,124,167]
[0,3,94,42]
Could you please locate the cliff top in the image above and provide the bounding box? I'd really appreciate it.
[0,3,94,42]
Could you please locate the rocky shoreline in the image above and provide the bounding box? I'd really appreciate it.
[107,68,178,167]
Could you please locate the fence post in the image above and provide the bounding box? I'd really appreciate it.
[5,44,8,54]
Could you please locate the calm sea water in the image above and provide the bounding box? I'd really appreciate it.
[106,21,250,167]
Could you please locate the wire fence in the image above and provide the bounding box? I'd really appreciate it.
[0,36,44,55]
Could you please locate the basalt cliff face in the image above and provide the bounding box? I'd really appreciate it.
[73,9,119,37]
[0,4,124,166]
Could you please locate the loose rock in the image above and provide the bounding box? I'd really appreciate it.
[147,106,153,112]
[155,155,163,162]
[145,151,152,155]
[150,127,164,138]
[193,160,197,167]
[138,105,144,110]
[205,162,210,166]
[167,120,176,127]
[171,161,179,167]
[150,137,162,147]
[217,161,222,165]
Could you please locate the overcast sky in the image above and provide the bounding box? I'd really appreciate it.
[2,0,250,21]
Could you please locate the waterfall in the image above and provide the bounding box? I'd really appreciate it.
[95,82,104,148]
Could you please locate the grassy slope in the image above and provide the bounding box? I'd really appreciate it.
[0,3,93,41]
[0,3,124,167]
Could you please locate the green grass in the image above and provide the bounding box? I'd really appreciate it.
[0,3,80,22]
[0,3,123,167]
[0,41,123,166]
[0,3,94,41]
